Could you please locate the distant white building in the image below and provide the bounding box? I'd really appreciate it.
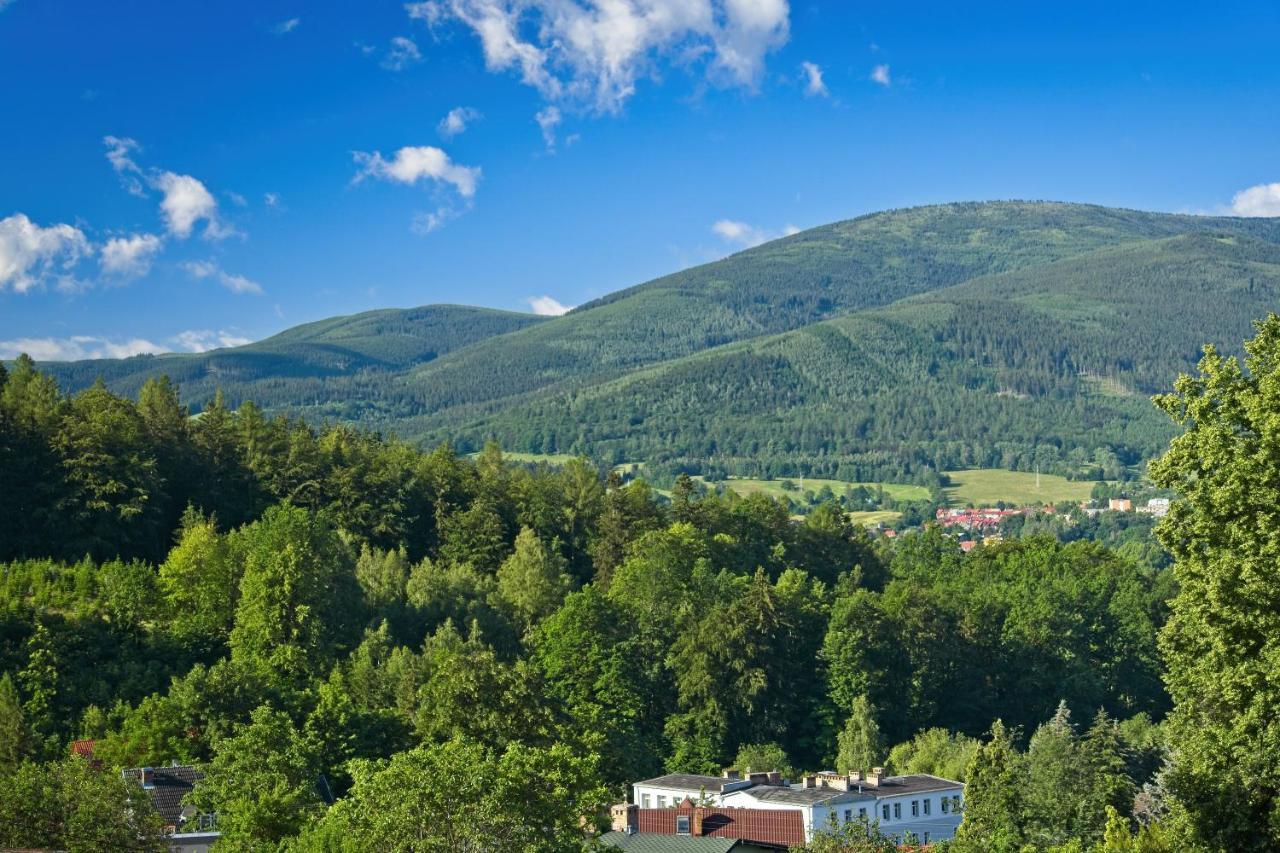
[1140,498,1170,518]
[632,768,964,845]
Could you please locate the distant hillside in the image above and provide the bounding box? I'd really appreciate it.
[42,304,548,415]
[39,202,1280,479]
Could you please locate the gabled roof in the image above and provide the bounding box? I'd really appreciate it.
[600,831,740,852]
[121,765,204,827]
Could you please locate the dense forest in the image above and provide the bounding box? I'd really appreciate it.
[39,202,1280,482]
[7,330,1279,851]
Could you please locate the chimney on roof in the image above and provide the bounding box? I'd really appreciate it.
[747,772,770,786]
[766,771,782,786]
[723,768,740,780]
[611,803,638,834]
[803,775,818,789]
[868,767,884,787]
[849,770,863,783]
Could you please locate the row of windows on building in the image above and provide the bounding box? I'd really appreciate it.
[839,794,962,825]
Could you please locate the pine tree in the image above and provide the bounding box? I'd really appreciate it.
[955,720,1027,852]
[0,673,32,767]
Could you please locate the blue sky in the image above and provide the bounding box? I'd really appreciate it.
[2,0,1278,359]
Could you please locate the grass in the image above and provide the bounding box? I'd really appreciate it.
[943,468,1096,507]
[714,477,931,503]
[469,451,580,465]
[847,510,902,527]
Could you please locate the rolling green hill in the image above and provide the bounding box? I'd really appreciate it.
[37,202,1280,481]
[42,304,548,416]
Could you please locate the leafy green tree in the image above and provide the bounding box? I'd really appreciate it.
[734,742,794,778]
[229,505,362,683]
[290,737,608,852]
[835,695,884,774]
[18,620,59,756]
[158,507,239,653]
[1147,314,1280,851]
[885,727,978,782]
[354,544,409,610]
[0,673,32,767]
[189,704,324,847]
[954,720,1027,852]
[802,816,900,852]
[493,526,573,635]
[0,756,166,852]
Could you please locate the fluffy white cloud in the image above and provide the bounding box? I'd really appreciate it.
[264,192,281,208]
[712,218,799,248]
[382,36,423,70]
[99,233,163,277]
[0,213,91,293]
[800,60,827,97]
[152,171,223,239]
[102,137,235,240]
[526,295,574,316]
[535,105,562,151]
[0,336,165,361]
[439,106,481,138]
[870,63,891,86]
[173,329,253,352]
[353,146,480,197]
[0,1,17,12]
[181,259,264,294]
[1230,182,1280,217]
[273,17,300,34]
[411,0,790,113]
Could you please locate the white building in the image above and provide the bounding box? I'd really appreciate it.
[724,770,963,845]
[632,768,964,844]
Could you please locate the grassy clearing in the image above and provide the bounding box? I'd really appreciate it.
[847,510,902,527]
[714,477,931,503]
[943,468,1096,506]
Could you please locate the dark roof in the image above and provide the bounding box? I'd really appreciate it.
[122,765,204,826]
[637,774,737,794]
[738,786,858,806]
[857,774,964,798]
[600,831,739,852]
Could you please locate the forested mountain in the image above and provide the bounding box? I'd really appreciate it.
[42,304,546,419]
[39,202,1280,479]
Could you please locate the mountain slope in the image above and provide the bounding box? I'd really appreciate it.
[38,201,1280,478]
[424,231,1280,479]
[42,304,547,410]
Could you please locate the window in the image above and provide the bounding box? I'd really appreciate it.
[923,798,931,816]
[657,795,667,808]
[941,797,949,814]
[893,803,901,820]
[859,807,867,820]
[924,832,930,844]
[844,809,852,823]
[642,794,651,809]
[952,795,963,813]
[882,804,890,821]
[676,815,691,835]
[911,800,919,817]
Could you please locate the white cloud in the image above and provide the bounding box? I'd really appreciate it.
[438,106,481,138]
[382,36,423,70]
[526,295,574,316]
[100,233,162,278]
[411,206,463,234]
[412,0,790,113]
[870,63,891,86]
[173,329,253,352]
[1230,182,1280,217]
[104,135,146,196]
[273,17,300,34]
[227,191,248,207]
[264,192,281,208]
[353,146,480,197]
[0,0,17,12]
[0,213,91,293]
[0,336,165,361]
[800,60,827,97]
[712,218,799,249]
[152,171,222,239]
[102,137,236,240]
[535,105,562,151]
[181,259,264,295]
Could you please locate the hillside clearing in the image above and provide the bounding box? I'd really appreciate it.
[944,468,1096,506]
